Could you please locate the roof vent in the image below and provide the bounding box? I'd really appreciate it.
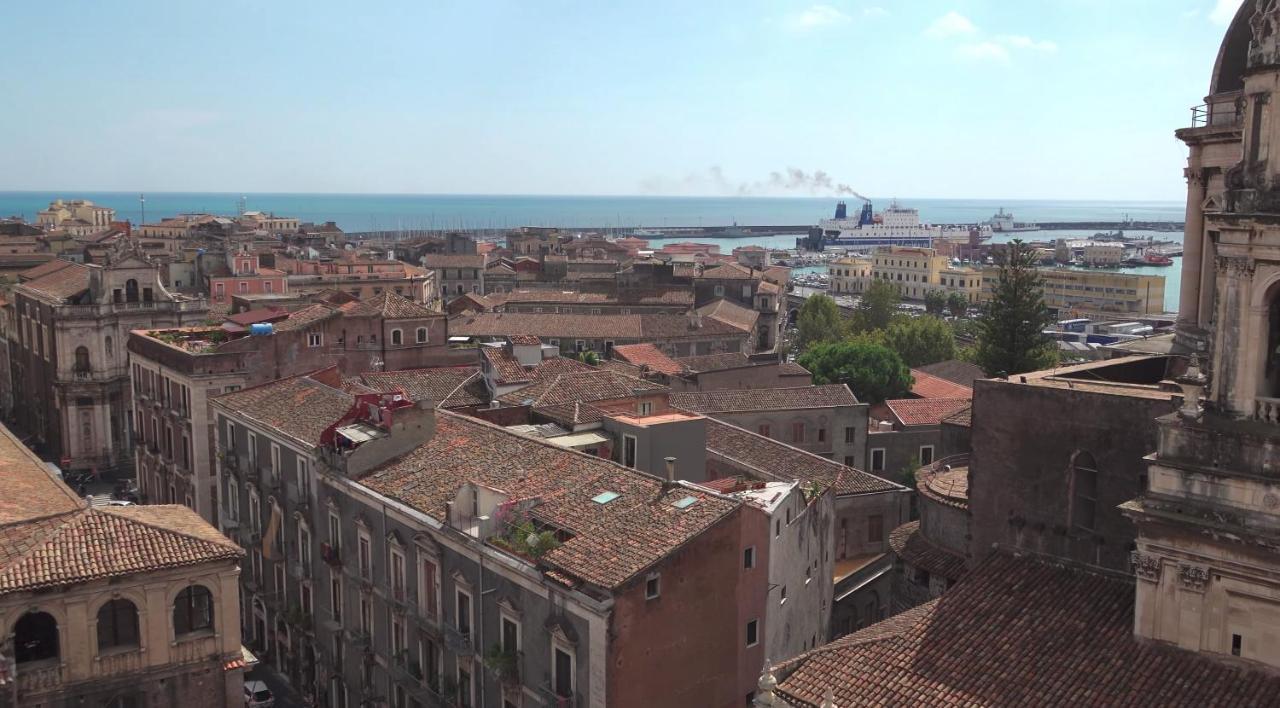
[672,496,697,510]
[592,491,621,505]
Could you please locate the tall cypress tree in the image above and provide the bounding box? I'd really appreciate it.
[975,239,1057,376]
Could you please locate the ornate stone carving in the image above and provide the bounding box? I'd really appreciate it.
[1251,0,1280,68]
[1178,563,1210,593]
[1131,552,1162,582]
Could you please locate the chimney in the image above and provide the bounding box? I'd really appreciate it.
[688,309,702,329]
[664,457,677,484]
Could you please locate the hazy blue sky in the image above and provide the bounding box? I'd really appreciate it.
[0,0,1248,199]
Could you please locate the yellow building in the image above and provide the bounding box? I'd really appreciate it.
[938,266,984,303]
[871,247,950,300]
[980,267,1166,316]
[1082,242,1125,267]
[36,199,116,230]
[828,256,872,294]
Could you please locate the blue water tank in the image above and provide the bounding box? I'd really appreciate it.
[250,323,274,336]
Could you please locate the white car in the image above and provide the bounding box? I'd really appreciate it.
[244,680,274,708]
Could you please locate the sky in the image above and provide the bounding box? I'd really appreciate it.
[0,0,1250,200]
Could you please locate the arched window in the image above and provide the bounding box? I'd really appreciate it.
[97,599,140,650]
[173,584,214,636]
[391,329,402,346]
[125,279,139,303]
[1070,452,1099,532]
[14,611,59,663]
[74,346,90,372]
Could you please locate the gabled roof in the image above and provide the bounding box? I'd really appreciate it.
[698,262,757,280]
[483,346,531,385]
[773,552,1280,707]
[909,370,974,400]
[359,411,740,590]
[612,343,684,376]
[343,290,439,320]
[883,398,972,427]
[497,370,667,406]
[916,359,987,388]
[423,254,486,268]
[273,303,339,332]
[671,385,858,413]
[702,418,903,497]
[17,260,91,301]
[359,367,488,409]
[676,352,754,373]
[696,298,760,332]
[213,371,354,446]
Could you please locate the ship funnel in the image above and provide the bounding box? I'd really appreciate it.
[834,201,848,220]
[859,202,874,226]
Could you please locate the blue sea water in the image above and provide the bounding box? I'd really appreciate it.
[0,191,1184,234]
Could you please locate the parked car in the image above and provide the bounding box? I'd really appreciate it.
[244,680,274,708]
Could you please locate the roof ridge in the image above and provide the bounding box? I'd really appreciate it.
[0,509,84,572]
[96,505,242,551]
[705,418,907,492]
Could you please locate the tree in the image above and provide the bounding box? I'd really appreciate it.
[923,290,948,316]
[795,294,845,352]
[974,239,1057,376]
[851,280,900,333]
[947,292,969,318]
[883,315,957,367]
[797,340,913,404]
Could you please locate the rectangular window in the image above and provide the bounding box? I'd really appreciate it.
[792,422,804,444]
[421,556,439,619]
[308,332,323,347]
[845,426,856,444]
[871,448,886,472]
[270,444,281,481]
[645,573,661,600]
[817,428,826,443]
[868,514,884,543]
[456,588,472,637]
[296,458,310,497]
[390,548,406,600]
[623,434,637,469]
[746,619,759,647]
[391,614,406,655]
[328,512,341,550]
[553,646,574,699]
[638,401,653,416]
[501,615,520,653]
[758,424,770,438]
[919,445,935,466]
[458,665,474,708]
[358,532,372,580]
[247,432,257,466]
[743,546,755,569]
[330,571,343,624]
[299,524,312,568]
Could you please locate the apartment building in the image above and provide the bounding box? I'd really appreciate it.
[208,246,288,305]
[422,254,487,299]
[670,384,868,467]
[36,198,116,231]
[870,247,950,300]
[0,421,244,708]
[211,370,771,708]
[980,267,1167,317]
[692,262,786,351]
[128,290,453,524]
[9,251,208,475]
[276,255,437,304]
[828,256,872,295]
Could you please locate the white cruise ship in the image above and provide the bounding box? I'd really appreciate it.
[818,201,982,248]
[987,208,1039,232]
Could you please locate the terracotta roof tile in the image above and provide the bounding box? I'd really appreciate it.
[887,520,967,581]
[613,343,684,376]
[884,398,972,427]
[498,370,666,406]
[343,291,439,319]
[359,411,740,589]
[450,311,753,340]
[941,404,972,427]
[775,552,1280,707]
[917,359,987,388]
[214,372,354,446]
[696,298,760,332]
[483,346,532,384]
[423,254,486,268]
[359,367,488,409]
[703,419,903,497]
[18,261,91,301]
[675,352,753,373]
[909,370,974,399]
[671,385,858,413]
[273,303,338,332]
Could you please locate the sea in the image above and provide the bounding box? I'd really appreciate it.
[0,191,1186,311]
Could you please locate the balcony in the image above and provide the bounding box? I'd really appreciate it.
[91,647,144,677]
[1254,396,1280,426]
[443,624,473,655]
[170,632,219,664]
[15,661,64,693]
[1184,91,1245,133]
[482,646,522,686]
[321,542,342,567]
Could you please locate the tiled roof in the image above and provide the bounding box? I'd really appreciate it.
[697,298,760,332]
[763,266,791,284]
[483,346,531,384]
[18,258,78,282]
[883,398,972,427]
[777,361,812,377]
[775,552,1280,707]
[940,404,972,427]
[671,385,858,413]
[0,428,83,524]
[613,343,684,376]
[591,359,645,377]
[497,289,693,306]
[359,411,740,589]
[509,334,541,345]
[528,356,595,379]
[273,303,338,332]
[699,263,756,280]
[214,372,354,446]
[344,291,439,319]
[703,419,903,497]
[532,401,608,427]
[449,312,752,340]
[423,254,486,268]
[18,260,91,301]
[916,359,987,389]
[887,520,967,581]
[498,370,667,406]
[676,352,753,373]
[909,370,974,399]
[359,367,487,409]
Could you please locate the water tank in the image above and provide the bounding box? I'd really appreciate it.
[250,323,274,336]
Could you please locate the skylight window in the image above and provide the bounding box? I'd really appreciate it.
[592,491,621,505]
[672,496,697,510]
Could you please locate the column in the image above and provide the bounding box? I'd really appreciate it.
[1179,164,1206,326]
[1198,232,1217,328]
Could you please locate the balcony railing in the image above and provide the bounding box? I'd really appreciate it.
[91,647,144,677]
[170,632,219,664]
[15,661,64,693]
[1254,396,1280,425]
[1190,92,1244,129]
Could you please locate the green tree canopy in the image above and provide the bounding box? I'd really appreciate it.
[947,292,969,318]
[974,239,1057,376]
[923,290,948,316]
[795,294,845,352]
[851,279,900,333]
[797,339,913,404]
[883,315,958,367]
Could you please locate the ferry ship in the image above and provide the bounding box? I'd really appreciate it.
[818,201,982,248]
[987,208,1039,232]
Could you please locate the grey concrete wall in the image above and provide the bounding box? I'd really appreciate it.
[765,489,834,662]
